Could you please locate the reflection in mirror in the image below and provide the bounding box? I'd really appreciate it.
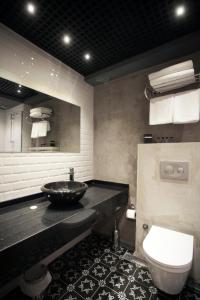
[0,77,80,153]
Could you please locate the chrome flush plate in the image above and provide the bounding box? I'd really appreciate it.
[160,161,189,181]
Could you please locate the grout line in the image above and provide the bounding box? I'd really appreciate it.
[72,289,85,300]
[124,268,138,294]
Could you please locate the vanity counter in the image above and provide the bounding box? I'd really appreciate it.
[0,180,128,254]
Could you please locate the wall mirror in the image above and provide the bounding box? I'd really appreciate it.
[0,77,80,153]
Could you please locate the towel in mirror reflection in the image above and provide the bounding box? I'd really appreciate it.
[31,120,50,138]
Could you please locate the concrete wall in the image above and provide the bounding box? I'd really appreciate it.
[0,24,93,202]
[94,53,200,247]
[136,143,200,282]
[94,73,185,247]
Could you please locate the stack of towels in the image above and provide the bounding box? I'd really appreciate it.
[30,107,52,119]
[148,60,195,93]
[31,120,50,138]
[149,89,200,125]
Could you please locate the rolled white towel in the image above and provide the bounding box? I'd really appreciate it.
[148,60,195,93]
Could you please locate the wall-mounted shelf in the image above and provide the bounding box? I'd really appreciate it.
[145,73,200,100]
[28,146,59,152]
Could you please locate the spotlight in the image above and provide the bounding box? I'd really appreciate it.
[26,2,36,15]
[175,5,186,17]
[84,53,91,61]
[63,34,71,45]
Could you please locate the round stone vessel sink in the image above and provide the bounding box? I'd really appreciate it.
[41,181,88,205]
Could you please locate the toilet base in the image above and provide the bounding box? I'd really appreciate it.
[145,256,190,295]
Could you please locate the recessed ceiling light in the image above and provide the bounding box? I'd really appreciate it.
[63,34,71,45]
[175,5,186,17]
[18,84,22,88]
[17,89,21,94]
[84,53,91,61]
[26,2,36,15]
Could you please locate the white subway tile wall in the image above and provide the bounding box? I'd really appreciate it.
[0,24,94,202]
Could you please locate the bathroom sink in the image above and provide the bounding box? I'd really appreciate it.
[41,181,88,205]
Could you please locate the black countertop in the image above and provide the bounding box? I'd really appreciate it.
[0,180,128,254]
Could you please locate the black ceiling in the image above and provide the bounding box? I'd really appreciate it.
[0,78,37,100]
[0,0,200,77]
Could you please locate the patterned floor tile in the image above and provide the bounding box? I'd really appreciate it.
[59,291,83,300]
[101,253,119,266]
[60,264,82,284]
[77,255,94,269]
[89,263,110,280]
[134,267,153,288]
[125,282,151,300]
[76,240,89,251]
[113,246,127,257]
[181,287,200,300]
[87,246,106,258]
[49,257,66,272]
[75,275,99,298]
[92,286,119,300]
[150,288,180,300]
[2,233,200,300]
[97,239,113,250]
[86,233,112,251]
[116,260,137,276]
[63,248,80,262]
[187,279,200,292]
[106,271,128,293]
[43,279,67,300]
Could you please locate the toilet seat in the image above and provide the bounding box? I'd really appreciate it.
[144,250,191,273]
[143,225,193,270]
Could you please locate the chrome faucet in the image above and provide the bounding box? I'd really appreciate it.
[68,168,74,181]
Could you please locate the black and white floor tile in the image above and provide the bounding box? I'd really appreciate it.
[4,233,200,300]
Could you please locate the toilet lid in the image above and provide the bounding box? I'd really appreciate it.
[143,225,193,268]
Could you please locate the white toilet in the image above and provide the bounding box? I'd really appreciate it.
[143,225,194,295]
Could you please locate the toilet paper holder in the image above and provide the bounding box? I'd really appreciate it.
[126,208,136,220]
